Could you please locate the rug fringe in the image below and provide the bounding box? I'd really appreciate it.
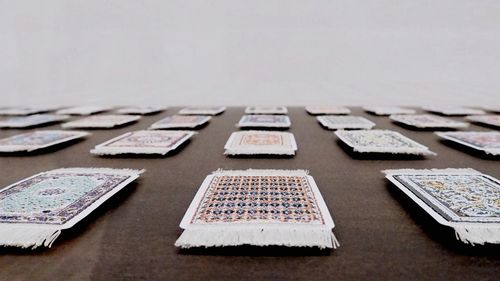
[353,147,436,155]
[0,146,38,152]
[454,226,500,245]
[175,227,338,249]
[90,148,169,155]
[49,167,146,175]
[483,149,500,156]
[0,224,61,249]
[224,150,295,156]
[211,169,309,176]
[382,168,479,175]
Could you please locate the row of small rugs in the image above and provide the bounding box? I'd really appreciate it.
[1,105,500,116]
[0,106,498,156]
[0,107,223,154]
[307,114,499,157]
[0,105,499,129]
[2,127,498,157]
[0,106,226,129]
[0,167,498,250]
[1,105,499,128]
[0,105,285,116]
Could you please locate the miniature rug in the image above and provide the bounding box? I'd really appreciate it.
[316,116,375,130]
[237,115,291,129]
[245,106,288,115]
[56,106,112,116]
[224,131,297,156]
[0,168,143,249]
[0,114,70,128]
[390,114,468,129]
[436,131,500,156]
[61,115,141,129]
[115,106,165,115]
[150,115,211,129]
[178,107,226,116]
[363,106,416,116]
[335,129,435,155]
[0,107,52,116]
[91,130,194,155]
[305,106,351,115]
[422,106,485,116]
[175,169,338,249]
[384,168,500,245]
[466,115,500,129]
[0,130,89,153]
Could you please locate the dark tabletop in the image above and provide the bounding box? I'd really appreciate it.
[0,107,498,281]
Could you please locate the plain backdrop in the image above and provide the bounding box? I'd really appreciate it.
[1,1,499,107]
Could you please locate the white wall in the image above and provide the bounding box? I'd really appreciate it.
[1,1,499,107]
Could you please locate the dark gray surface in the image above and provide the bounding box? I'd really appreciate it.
[0,107,498,281]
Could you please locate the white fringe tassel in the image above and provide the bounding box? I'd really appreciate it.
[454,226,500,245]
[212,169,309,176]
[382,168,479,175]
[0,224,62,249]
[224,149,295,156]
[175,227,339,249]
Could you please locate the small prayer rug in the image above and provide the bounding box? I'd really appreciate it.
[0,114,70,128]
[0,168,143,249]
[363,106,416,116]
[335,129,435,155]
[436,131,500,156]
[61,115,140,129]
[237,115,291,129]
[422,106,485,116]
[224,131,297,156]
[56,106,112,115]
[150,115,211,129]
[305,106,351,115]
[175,169,338,249]
[116,106,165,115]
[465,115,500,129]
[390,114,468,129]
[245,106,288,115]
[316,116,375,130]
[384,168,500,245]
[0,130,89,153]
[178,107,226,116]
[91,130,194,155]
